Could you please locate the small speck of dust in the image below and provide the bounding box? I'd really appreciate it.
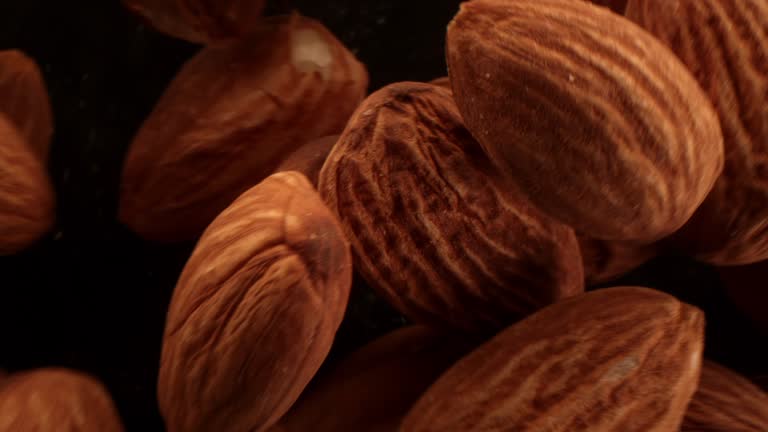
[485,72,491,79]
[568,74,575,82]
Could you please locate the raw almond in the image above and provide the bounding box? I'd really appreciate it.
[400,287,705,432]
[158,171,352,432]
[274,135,339,188]
[446,0,724,242]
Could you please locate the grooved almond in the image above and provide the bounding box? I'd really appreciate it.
[682,360,768,431]
[446,0,724,242]
[0,50,53,162]
[0,114,54,255]
[119,14,368,243]
[319,82,584,334]
[626,0,768,265]
[0,368,124,431]
[158,171,352,432]
[400,287,705,432]
[272,326,474,432]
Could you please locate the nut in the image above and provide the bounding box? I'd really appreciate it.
[400,286,705,432]
[578,234,657,285]
[275,135,339,188]
[119,13,368,243]
[122,0,267,43]
[429,76,450,89]
[446,0,724,242]
[158,171,353,432]
[0,50,53,162]
[626,0,768,265]
[682,360,768,431]
[0,114,55,255]
[273,325,473,432]
[0,368,124,431]
[319,82,584,334]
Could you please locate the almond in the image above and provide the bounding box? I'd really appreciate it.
[119,13,368,243]
[446,0,724,242]
[0,50,53,162]
[274,135,339,188]
[0,114,54,255]
[0,368,124,431]
[272,326,474,432]
[682,360,768,431]
[319,82,584,334]
[400,287,705,432]
[429,76,450,89]
[626,0,768,265]
[158,171,352,432]
[578,234,657,285]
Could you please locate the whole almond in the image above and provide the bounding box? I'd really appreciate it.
[119,13,368,243]
[272,326,474,432]
[0,368,124,432]
[0,50,53,162]
[274,135,339,188]
[0,114,54,255]
[578,234,657,285]
[158,171,352,432]
[123,0,266,43]
[446,0,724,242]
[319,82,584,334]
[400,287,705,432]
[626,0,768,265]
[682,360,768,431]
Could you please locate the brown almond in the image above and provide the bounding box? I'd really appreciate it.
[400,287,705,432]
[274,135,339,188]
[626,0,768,265]
[319,82,584,334]
[119,14,368,243]
[158,171,352,432]
[446,0,724,242]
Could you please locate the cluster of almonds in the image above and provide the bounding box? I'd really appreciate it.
[0,0,767,430]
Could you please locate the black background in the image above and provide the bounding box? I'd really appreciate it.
[0,1,765,430]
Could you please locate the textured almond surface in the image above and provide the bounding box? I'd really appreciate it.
[0,50,53,162]
[447,0,724,242]
[626,0,768,265]
[429,76,450,88]
[400,287,705,432]
[319,82,584,333]
[717,261,768,336]
[272,326,474,432]
[0,368,124,432]
[158,171,352,432]
[578,234,657,285]
[123,0,266,43]
[682,360,768,431]
[275,135,339,188]
[0,114,54,255]
[120,13,368,243]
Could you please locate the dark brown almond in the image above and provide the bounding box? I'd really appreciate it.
[275,135,339,188]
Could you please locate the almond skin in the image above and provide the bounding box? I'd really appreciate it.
[446,0,724,242]
[158,171,352,432]
[682,360,768,431]
[0,50,53,163]
[274,135,339,188]
[119,14,368,243]
[272,326,474,432]
[578,234,657,285]
[0,114,54,255]
[626,0,768,265]
[0,368,124,432]
[400,287,705,432]
[122,0,266,43]
[319,82,584,334]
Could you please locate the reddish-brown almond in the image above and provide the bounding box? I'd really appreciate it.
[272,326,475,432]
[717,261,768,336]
[0,368,124,431]
[682,360,768,431]
[400,287,705,432]
[446,0,724,242]
[319,82,584,334]
[158,171,352,432]
[0,50,53,162]
[274,135,339,188]
[429,76,450,89]
[119,14,368,243]
[123,0,266,43]
[578,234,657,285]
[0,114,54,255]
[626,0,768,265]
